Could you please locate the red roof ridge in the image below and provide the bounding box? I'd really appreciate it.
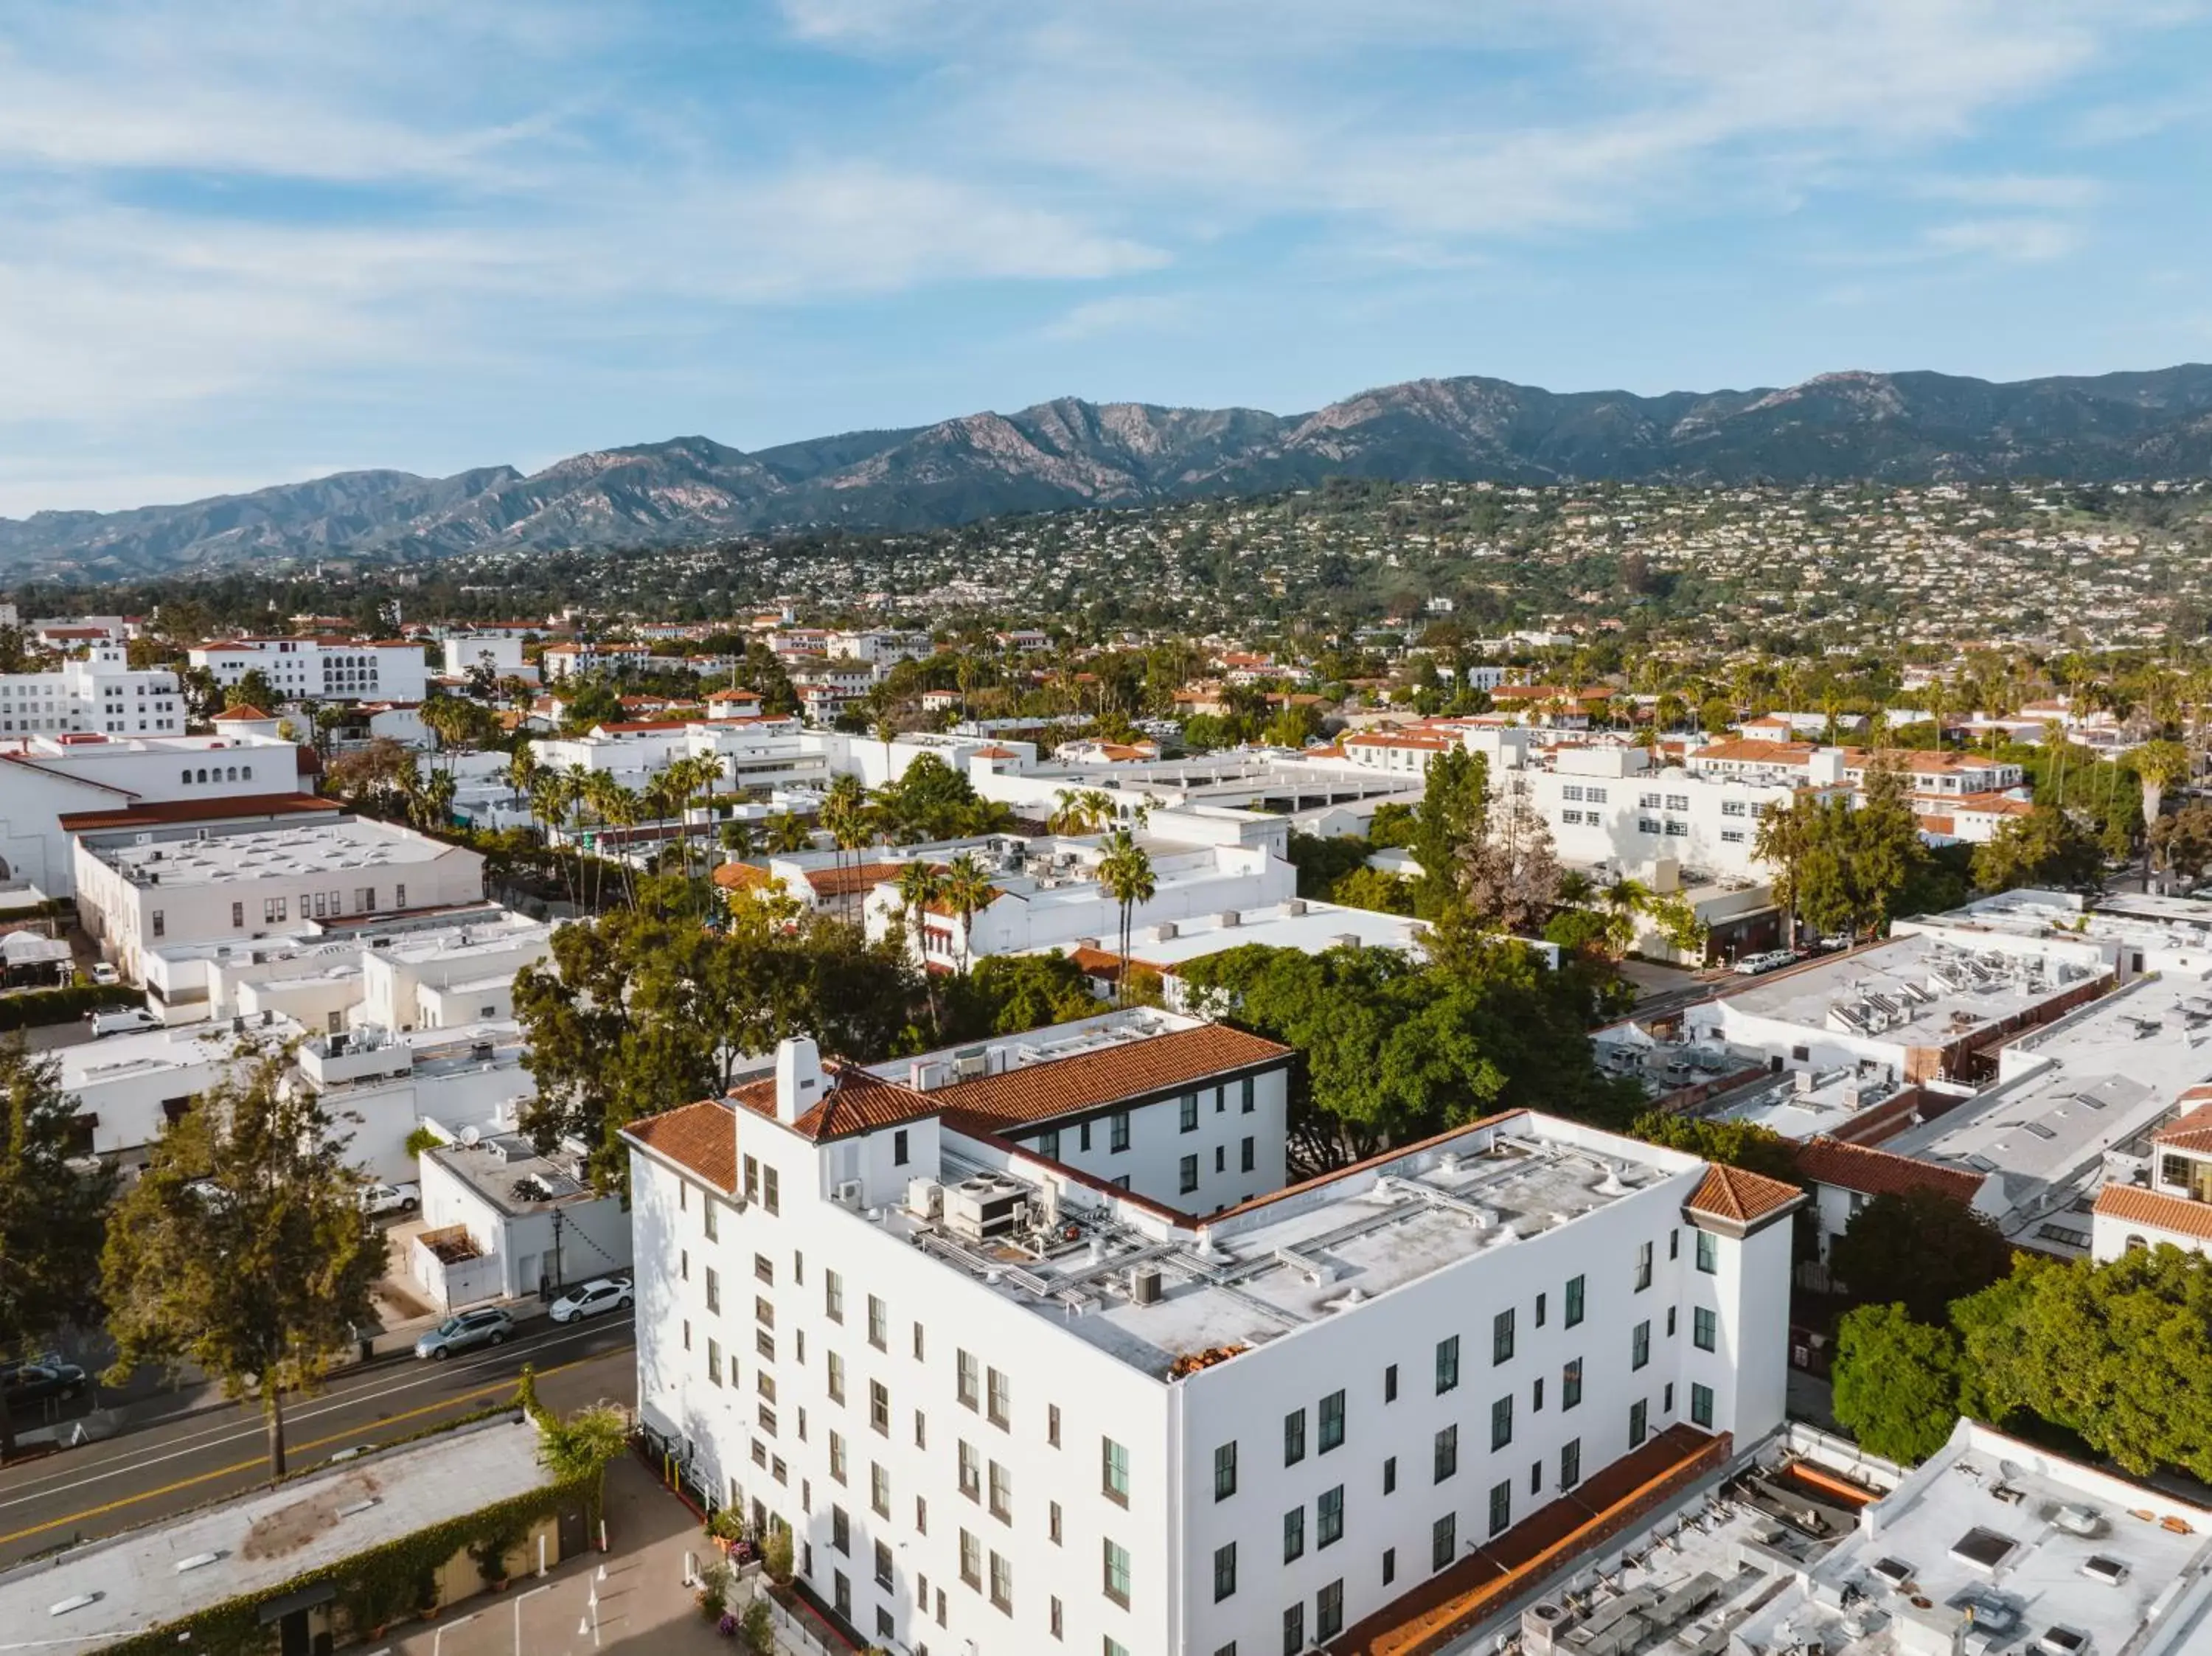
[1791,1136,1985,1204]
[2093,1183,2212,1242]
[1685,1163,1804,1225]
[624,1098,738,1193]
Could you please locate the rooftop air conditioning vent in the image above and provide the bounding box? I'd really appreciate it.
[1871,1556,1916,1590]
[2081,1555,2127,1587]
[2037,1627,2090,1656]
[2050,1504,2104,1539]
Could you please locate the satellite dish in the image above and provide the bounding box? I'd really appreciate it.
[459,1126,481,1147]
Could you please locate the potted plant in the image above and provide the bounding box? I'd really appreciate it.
[413,1566,441,1621]
[695,1559,732,1623]
[470,1519,525,1591]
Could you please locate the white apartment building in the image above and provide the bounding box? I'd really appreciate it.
[441,633,538,683]
[0,641,183,738]
[73,815,484,979]
[2093,1089,2212,1262]
[624,1034,1801,1656]
[189,636,428,703]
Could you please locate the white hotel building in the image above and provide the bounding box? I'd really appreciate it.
[624,1015,1801,1656]
[189,636,428,704]
[0,641,184,738]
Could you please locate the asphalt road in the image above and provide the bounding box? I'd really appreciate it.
[0,1314,636,1568]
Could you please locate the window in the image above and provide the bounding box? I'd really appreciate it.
[830,1432,848,1483]
[1632,1321,1650,1371]
[872,1462,891,1518]
[827,1351,846,1404]
[874,1538,894,1588]
[1435,1335,1461,1394]
[1694,1307,1717,1351]
[1721,829,1746,844]
[1664,1382,1674,1413]
[1722,799,1747,818]
[1319,1389,1345,1453]
[1667,1306,1677,1337]
[1214,1441,1238,1501]
[707,1339,723,1386]
[1284,1407,1307,1466]
[958,1350,980,1410]
[1635,1241,1653,1292]
[1491,1394,1512,1451]
[1560,1438,1582,1489]
[763,1166,779,1214]
[1489,1478,1512,1537]
[1102,1437,1129,1504]
[1629,1399,1648,1447]
[151,911,165,938]
[1214,1144,1225,1174]
[1317,1580,1343,1641]
[1493,1307,1515,1365]
[754,1253,774,1286]
[1639,816,1663,834]
[1382,1547,1397,1586]
[1180,1155,1199,1194]
[1669,1229,1679,1262]
[1282,1604,1305,1656]
[231,901,243,928]
[1242,1076,1255,1113]
[1049,1499,1062,1543]
[959,1529,981,1588]
[1214,1542,1237,1602]
[1586,785,1608,804]
[1562,1359,1583,1410]
[987,1367,1010,1428]
[703,1196,720,1241]
[871,1380,890,1436]
[1565,1275,1585,1326]
[1534,1291,1546,1328]
[1384,1363,1399,1403]
[1109,1111,1130,1152]
[831,1505,850,1555]
[1433,1424,1458,1483]
[1282,1505,1305,1562]
[1040,1128,1060,1161]
[893,1128,909,1166]
[1532,1375,1544,1412]
[1318,1485,1343,1549]
[1665,794,1688,812]
[1691,1382,1714,1429]
[703,1267,720,1315]
[1696,1230,1718,1274]
[868,1295,887,1350]
[989,1461,1012,1523]
[1180,1093,1199,1132]
[825,1269,844,1323]
[1383,1455,1397,1495]
[1048,1403,1060,1447]
[1103,1539,1130,1607]
[394,883,406,907]
[1241,1136,1255,1172]
[1432,1513,1456,1571]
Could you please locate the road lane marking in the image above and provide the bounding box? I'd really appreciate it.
[0,1346,632,1546]
[0,1318,631,1504]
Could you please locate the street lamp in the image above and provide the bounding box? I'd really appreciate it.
[430,1610,478,1656]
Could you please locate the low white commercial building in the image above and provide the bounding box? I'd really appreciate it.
[441,631,538,683]
[622,1028,1802,1656]
[72,815,484,980]
[411,1127,633,1307]
[189,636,428,703]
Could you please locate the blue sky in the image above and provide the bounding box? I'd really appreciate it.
[4,0,2211,515]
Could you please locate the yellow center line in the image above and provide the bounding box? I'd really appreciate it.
[0,1350,607,1548]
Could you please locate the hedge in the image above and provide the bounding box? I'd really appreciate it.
[0,982,142,1031]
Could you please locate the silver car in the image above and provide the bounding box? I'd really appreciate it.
[413,1307,514,1360]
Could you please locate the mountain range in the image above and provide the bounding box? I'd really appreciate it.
[10,364,2212,582]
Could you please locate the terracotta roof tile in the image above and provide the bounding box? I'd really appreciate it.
[2154,1101,2212,1155]
[58,794,339,832]
[802,860,907,897]
[922,1023,1293,1131]
[1686,1163,1804,1226]
[726,1063,938,1142]
[1790,1137,1984,1204]
[212,703,272,720]
[712,861,776,891]
[624,1099,738,1194]
[2093,1183,2212,1242]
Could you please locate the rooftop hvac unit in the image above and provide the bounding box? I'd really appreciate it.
[1129,1267,1163,1305]
[1217,910,1239,928]
[1154,920,1178,942]
[832,1179,864,1208]
[1286,898,1307,917]
[905,1178,943,1221]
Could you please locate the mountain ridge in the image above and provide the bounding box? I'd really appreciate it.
[9,363,2212,582]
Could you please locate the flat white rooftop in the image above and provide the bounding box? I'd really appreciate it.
[87,816,451,889]
[1708,933,2100,1048]
[1714,1066,1899,1140]
[1733,1419,2212,1656]
[897,1113,1702,1380]
[61,1017,301,1088]
[1093,899,1431,970]
[0,1415,554,1646]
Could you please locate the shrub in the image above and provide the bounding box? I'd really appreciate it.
[762,1526,794,1584]
[0,982,142,1031]
[404,1124,445,1158]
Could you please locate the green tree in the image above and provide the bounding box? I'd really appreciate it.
[226,668,278,712]
[2149,800,2212,884]
[1410,747,1486,916]
[0,1039,116,1461]
[1629,1111,1799,1182]
[1829,1189,2014,1324]
[945,953,1102,1038]
[1971,804,2104,894]
[102,1048,380,1475]
[1832,1304,1961,1464]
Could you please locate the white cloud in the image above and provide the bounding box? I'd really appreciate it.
[1038,294,1189,343]
[1922,217,2084,262]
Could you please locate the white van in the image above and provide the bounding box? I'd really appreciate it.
[88,1006,161,1038]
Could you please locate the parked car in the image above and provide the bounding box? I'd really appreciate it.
[548,1278,634,1324]
[358,1181,421,1217]
[1731,950,1793,977]
[88,963,119,987]
[88,1006,160,1038]
[1,1358,88,1410]
[413,1307,514,1360]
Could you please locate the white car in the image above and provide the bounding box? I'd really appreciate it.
[358,1181,421,1217]
[89,964,120,987]
[548,1278,634,1324]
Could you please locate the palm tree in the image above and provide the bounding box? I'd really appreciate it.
[820,774,872,924]
[1097,829,1156,1006]
[894,860,945,1026]
[1048,787,1117,837]
[766,812,813,855]
[720,819,757,860]
[507,744,538,813]
[2134,738,2192,886]
[936,852,995,976]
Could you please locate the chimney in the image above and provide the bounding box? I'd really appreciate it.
[776,1036,824,1124]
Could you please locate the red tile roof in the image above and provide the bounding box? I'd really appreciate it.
[804,860,909,897]
[212,703,273,721]
[2154,1101,2212,1155]
[927,1023,1293,1132]
[1691,738,1817,765]
[1685,1163,1804,1226]
[1790,1137,1985,1204]
[58,794,339,833]
[726,1064,938,1142]
[624,1099,738,1194]
[2093,1183,2212,1242]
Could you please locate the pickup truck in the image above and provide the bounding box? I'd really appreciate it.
[358,1181,422,1217]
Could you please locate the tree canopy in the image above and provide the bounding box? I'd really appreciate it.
[1831,1304,1963,1465]
[1828,1188,2015,1326]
